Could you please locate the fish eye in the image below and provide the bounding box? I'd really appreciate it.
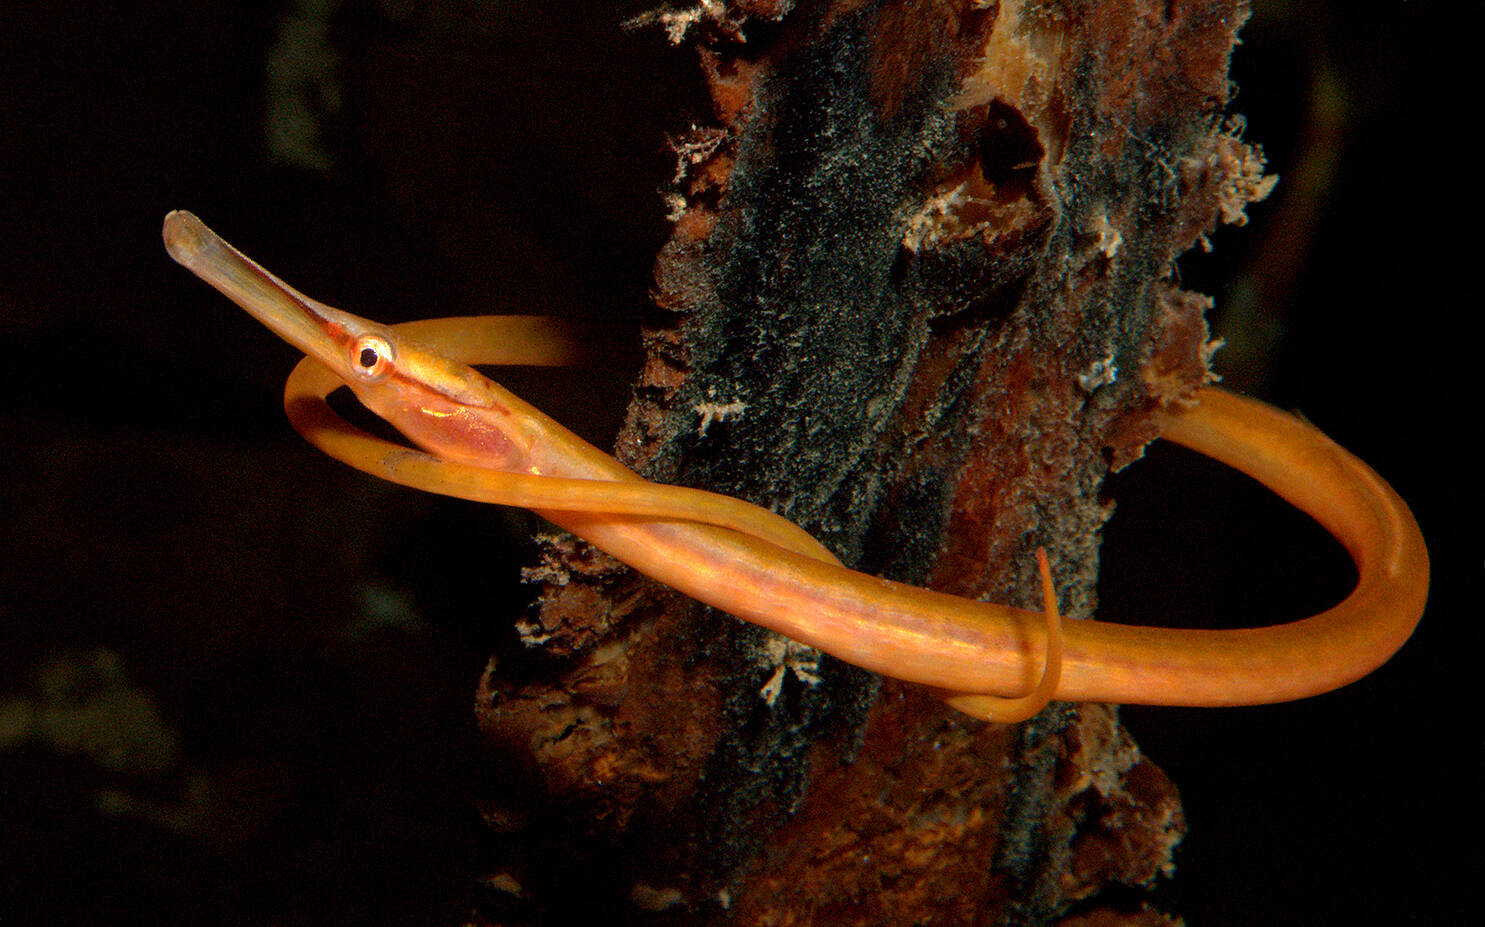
[350,334,395,382]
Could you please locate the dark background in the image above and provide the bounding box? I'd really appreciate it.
[0,2,1473,924]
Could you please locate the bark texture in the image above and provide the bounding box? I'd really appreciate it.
[473,1,1270,923]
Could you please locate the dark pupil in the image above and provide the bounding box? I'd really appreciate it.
[359,347,379,368]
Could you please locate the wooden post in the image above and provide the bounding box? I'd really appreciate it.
[475,2,1270,923]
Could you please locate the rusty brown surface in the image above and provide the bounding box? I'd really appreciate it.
[473,1,1269,923]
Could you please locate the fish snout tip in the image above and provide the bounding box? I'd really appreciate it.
[162,210,210,267]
